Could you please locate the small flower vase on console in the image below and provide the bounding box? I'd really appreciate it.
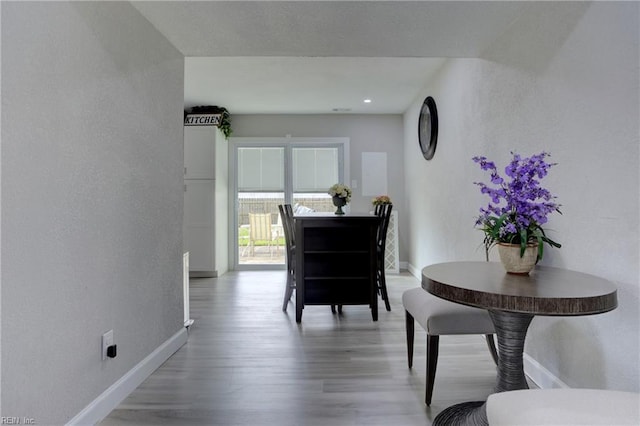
[332,196,347,215]
[497,243,538,275]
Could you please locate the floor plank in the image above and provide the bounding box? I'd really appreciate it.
[101,271,499,425]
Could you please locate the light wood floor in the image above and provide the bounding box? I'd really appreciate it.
[101,271,499,425]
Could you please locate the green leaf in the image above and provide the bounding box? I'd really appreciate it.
[537,236,544,262]
[519,228,528,256]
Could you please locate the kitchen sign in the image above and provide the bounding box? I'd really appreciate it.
[184,114,222,126]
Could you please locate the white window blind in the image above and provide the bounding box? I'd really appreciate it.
[293,147,339,192]
[237,147,284,191]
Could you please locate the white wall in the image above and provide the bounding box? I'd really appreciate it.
[232,114,408,263]
[403,2,639,391]
[1,2,186,423]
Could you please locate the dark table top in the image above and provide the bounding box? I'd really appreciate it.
[293,212,378,219]
[422,261,618,316]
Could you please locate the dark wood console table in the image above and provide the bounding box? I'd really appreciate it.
[294,212,381,323]
[422,261,618,425]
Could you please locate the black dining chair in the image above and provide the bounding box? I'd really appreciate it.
[374,203,393,311]
[278,204,296,312]
[331,204,393,314]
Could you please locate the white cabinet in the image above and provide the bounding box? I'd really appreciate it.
[184,126,215,179]
[183,124,228,277]
[184,180,215,271]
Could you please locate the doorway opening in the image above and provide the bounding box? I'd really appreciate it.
[231,138,349,269]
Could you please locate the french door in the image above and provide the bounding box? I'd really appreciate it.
[231,138,349,270]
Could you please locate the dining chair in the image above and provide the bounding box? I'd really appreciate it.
[278,204,296,311]
[331,205,393,314]
[247,213,277,257]
[374,203,393,311]
[402,287,499,406]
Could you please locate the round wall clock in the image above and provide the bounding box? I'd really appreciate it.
[418,96,439,160]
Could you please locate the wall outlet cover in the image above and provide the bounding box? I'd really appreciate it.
[102,330,114,361]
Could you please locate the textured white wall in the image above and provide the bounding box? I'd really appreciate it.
[232,114,408,262]
[1,2,185,423]
[404,2,639,391]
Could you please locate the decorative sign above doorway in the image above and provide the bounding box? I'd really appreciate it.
[184,113,222,126]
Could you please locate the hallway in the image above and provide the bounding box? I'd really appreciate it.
[101,271,498,425]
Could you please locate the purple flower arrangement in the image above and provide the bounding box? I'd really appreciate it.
[473,151,562,261]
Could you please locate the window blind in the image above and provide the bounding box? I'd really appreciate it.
[237,147,284,191]
[293,147,339,192]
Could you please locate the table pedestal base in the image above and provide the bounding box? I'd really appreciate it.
[433,311,535,425]
[433,401,487,426]
[490,310,534,392]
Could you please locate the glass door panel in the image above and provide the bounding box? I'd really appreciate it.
[237,147,286,266]
[233,140,346,269]
[292,147,340,213]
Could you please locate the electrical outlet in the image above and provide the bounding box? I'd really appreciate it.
[102,330,114,361]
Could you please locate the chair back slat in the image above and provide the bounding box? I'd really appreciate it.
[278,205,294,254]
[375,204,393,250]
[248,213,273,241]
[279,204,296,311]
[283,204,295,246]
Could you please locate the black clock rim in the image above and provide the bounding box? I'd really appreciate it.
[418,96,438,160]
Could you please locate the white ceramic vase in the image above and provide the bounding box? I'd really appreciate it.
[497,243,538,275]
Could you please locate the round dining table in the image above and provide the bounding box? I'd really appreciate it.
[421,261,618,426]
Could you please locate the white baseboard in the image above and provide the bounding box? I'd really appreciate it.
[189,270,217,278]
[524,352,569,390]
[67,327,189,426]
[407,262,421,279]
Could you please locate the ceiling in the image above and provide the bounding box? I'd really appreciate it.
[131,1,529,114]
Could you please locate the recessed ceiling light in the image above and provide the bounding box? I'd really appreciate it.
[363,99,372,103]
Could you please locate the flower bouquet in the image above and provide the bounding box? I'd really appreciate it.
[328,183,352,215]
[473,151,561,265]
[372,195,392,206]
